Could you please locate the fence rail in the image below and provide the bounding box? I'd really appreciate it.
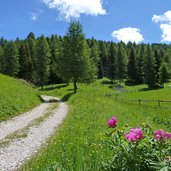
[115,94,171,106]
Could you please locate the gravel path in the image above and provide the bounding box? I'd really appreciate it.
[0,96,68,171]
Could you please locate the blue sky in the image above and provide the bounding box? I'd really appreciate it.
[0,0,171,43]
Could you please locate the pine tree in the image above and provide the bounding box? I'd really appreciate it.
[57,21,96,93]
[48,35,62,84]
[159,62,170,86]
[127,46,139,83]
[143,44,157,88]
[26,32,36,82]
[107,42,117,81]
[18,41,33,81]
[154,48,162,84]
[34,35,51,87]
[137,44,145,83]
[3,41,19,77]
[98,41,108,77]
[116,43,127,83]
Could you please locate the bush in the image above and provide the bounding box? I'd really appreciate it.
[102,117,171,171]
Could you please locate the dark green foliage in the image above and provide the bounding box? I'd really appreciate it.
[0,27,171,87]
[57,21,96,93]
[3,41,19,77]
[137,44,145,83]
[116,43,127,83]
[48,35,63,84]
[18,41,33,81]
[127,46,139,83]
[154,48,162,83]
[107,42,117,81]
[98,59,104,79]
[98,41,108,77]
[159,62,170,85]
[34,35,51,87]
[143,45,157,88]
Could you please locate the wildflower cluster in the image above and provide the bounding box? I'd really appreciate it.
[103,116,171,171]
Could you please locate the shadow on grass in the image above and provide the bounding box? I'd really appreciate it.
[62,92,74,102]
[125,80,142,86]
[140,86,164,92]
[101,80,116,85]
[41,84,68,91]
[37,95,44,103]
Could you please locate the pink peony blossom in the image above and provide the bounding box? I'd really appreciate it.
[154,129,171,141]
[164,132,171,139]
[107,117,117,128]
[125,128,143,142]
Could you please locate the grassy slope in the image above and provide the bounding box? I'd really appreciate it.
[0,74,41,121]
[23,79,171,171]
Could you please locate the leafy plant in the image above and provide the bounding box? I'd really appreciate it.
[103,117,171,171]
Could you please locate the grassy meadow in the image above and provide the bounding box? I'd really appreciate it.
[22,79,171,171]
[0,74,41,121]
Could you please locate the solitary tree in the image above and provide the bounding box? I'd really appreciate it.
[57,21,96,93]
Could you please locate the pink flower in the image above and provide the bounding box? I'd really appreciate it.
[125,128,143,142]
[154,129,171,141]
[164,132,171,139]
[125,133,137,142]
[107,117,117,128]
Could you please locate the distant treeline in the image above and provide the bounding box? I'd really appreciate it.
[0,32,170,87]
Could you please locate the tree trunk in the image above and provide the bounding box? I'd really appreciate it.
[73,79,77,93]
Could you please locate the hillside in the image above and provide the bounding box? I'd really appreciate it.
[0,74,41,121]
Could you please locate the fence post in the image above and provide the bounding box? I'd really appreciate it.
[158,100,160,106]
[138,99,141,105]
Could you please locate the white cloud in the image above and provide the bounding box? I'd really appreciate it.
[30,9,43,21]
[152,10,171,42]
[152,11,171,23]
[111,27,144,44]
[42,0,106,20]
[160,24,171,42]
[30,13,38,21]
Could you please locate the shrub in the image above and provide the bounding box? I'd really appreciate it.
[103,117,171,171]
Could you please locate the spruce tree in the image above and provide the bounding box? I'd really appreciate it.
[154,48,162,84]
[18,41,33,81]
[127,46,139,83]
[107,42,117,81]
[137,44,145,83]
[116,43,127,84]
[34,35,51,87]
[143,44,157,88]
[159,62,170,86]
[57,21,96,93]
[48,35,62,84]
[3,41,19,77]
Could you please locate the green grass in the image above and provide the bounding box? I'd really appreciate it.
[22,79,171,171]
[0,74,41,121]
[116,82,171,107]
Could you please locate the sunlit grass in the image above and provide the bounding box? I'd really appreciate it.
[22,79,171,171]
[0,74,41,121]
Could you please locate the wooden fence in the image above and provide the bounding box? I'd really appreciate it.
[115,94,171,106]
